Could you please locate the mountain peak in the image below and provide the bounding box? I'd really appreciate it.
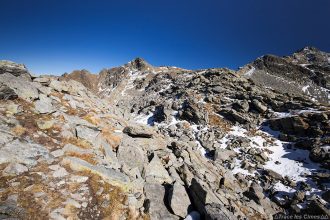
[127,57,152,71]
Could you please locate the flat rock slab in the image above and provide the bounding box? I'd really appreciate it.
[144,183,179,220]
[123,125,154,138]
[0,73,38,101]
[0,139,50,167]
[62,157,130,191]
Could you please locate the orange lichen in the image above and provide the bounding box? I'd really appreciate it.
[64,137,93,149]
[66,152,98,165]
[83,113,101,126]
[11,125,27,136]
[101,128,122,150]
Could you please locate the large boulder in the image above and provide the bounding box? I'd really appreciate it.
[117,135,146,172]
[34,94,56,114]
[0,73,38,101]
[168,181,191,218]
[0,82,18,100]
[123,124,154,138]
[0,60,30,79]
[143,183,179,220]
[144,155,172,184]
[204,203,237,220]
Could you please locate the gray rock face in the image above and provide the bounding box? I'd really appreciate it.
[0,139,50,167]
[204,203,237,220]
[123,125,154,138]
[144,183,178,220]
[0,73,39,101]
[168,181,191,218]
[75,125,100,144]
[0,60,30,78]
[214,149,237,162]
[34,94,55,114]
[252,99,268,113]
[3,163,28,176]
[49,80,69,92]
[117,135,146,172]
[144,155,172,184]
[240,47,330,104]
[0,51,329,219]
[0,82,18,100]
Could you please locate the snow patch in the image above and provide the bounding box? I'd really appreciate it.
[244,67,255,77]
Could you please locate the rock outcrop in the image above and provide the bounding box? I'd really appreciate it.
[0,48,329,220]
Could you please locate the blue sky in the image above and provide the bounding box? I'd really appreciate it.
[0,0,329,75]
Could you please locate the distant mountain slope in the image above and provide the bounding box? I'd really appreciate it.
[60,69,98,92]
[238,47,330,104]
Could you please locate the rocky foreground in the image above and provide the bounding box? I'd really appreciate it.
[0,47,329,219]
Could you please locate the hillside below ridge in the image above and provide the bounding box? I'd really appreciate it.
[0,47,329,219]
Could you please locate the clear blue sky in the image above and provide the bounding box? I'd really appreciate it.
[0,0,329,75]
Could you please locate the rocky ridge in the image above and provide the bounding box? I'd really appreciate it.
[0,47,329,219]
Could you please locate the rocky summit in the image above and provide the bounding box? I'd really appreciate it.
[0,47,329,220]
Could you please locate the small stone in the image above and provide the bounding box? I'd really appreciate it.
[3,163,28,176]
[37,119,55,130]
[53,167,69,178]
[51,149,64,158]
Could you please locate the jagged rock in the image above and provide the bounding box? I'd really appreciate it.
[117,136,146,172]
[168,181,191,218]
[143,183,179,220]
[3,163,28,176]
[246,182,265,203]
[180,101,208,125]
[33,76,51,85]
[0,82,18,100]
[75,125,100,144]
[0,73,38,101]
[264,169,284,181]
[36,119,55,130]
[214,149,237,162]
[123,125,154,138]
[204,203,237,220]
[144,155,172,184]
[49,80,69,92]
[34,94,55,114]
[62,157,130,190]
[252,99,268,113]
[0,60,30,78]
[309,146,328,162]
[0,139,50,167]
[269,116,309,136]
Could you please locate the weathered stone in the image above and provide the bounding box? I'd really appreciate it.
[168,181,191,218]
[0,60,30,78]
[61,157,130,190]
[34,94,55,114]
[3,163,28,176]
[49,80,69,92]
[37,119,55,130]
[143,183,178,220]
[0,139,49,167]
[0,73,38,101]
[117,136,146,172]
[264,169,283,181]
[252,99,268,113]
[204,203,237,220]
[75,125,100,144]
[214,149,236,162]
[144,155,172,184]
[0,82,18,100]
[123,125,154,138]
